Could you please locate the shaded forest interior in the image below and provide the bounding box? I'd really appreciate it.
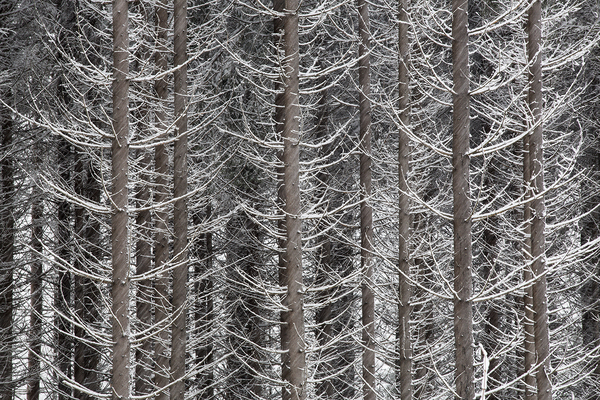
[1,0,600,399]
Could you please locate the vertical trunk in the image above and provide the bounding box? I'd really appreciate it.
[314,84,334,400]
[111,0,131,398]
[154,1,170,397]
[451,1,474,399]
[281,1,306,398]
[358,0,375,399]
[0,98,14,400]
[194,206,213,399]
[28,185,44,400]
[55,137,72,400]
[133,2,153,396]
[172,0,188,398]
[73,156,102,399]
[273,2,290,400]
[135,147,152,396]
[527,2,551,399]
[397,1,411,399]
[482,225,500,400]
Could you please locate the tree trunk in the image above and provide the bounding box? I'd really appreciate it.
[111,0,131,397]
[358,0,375,399]
[135,146,152,396]
[0,95,14,400]
[28,182,44,400]
[171,0,188,398]
[451,1,474,399]
[154,1,170,397]
[55,137,72,400]
[273,2,290,399]
[194,206,214,399]
[523,113,537,400]
[73,156,102,400]
[527,2,552,399]
[398,1,412,399]
[0,98,15,400]
[281,1,306,398]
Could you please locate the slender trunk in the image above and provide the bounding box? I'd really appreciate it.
[314,84,334,400]
[28,185,44,400]
[581,139,600,400]
[73,156,102,399]
[451,1,474,399]
[358,0,375,399]
[172,0,188,398]
[111,0,131,397]
[194,206,213,399]
[274,2,289,400]
[527,2,551,399]
[55,137,72,400]
[281,1,306,398]
[398,1,411,399]
[154,1,170,397]
[135,147,152,396]
[0,98,14,400]
[482,225,500,400]
[132,2,153,395]
[523,122,537,400]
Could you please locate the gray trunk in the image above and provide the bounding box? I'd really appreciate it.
[451,1,474,399]
[27,182,44,400]
[358,0,375,399]
[0,95,14,400]
[397,1,412,399]
[523,132,537,400]
[111,0,131,397]
[527,2,552,399]
[171,0,188,398]
[154,1,170,398]
[281,1,306,398]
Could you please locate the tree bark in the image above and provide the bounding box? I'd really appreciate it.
[451,1,474,399]
[527,2,552,399]
[28,180,44,400]
[358,0,375,399]
[55,137,72,400]
[397,1,412,399]
[0,94,14,400]
[194,206,214,399]
[523,130,537,400]
[281,1,306,398]
[171,0,188,398]
[273,2,290,399]
[111,0,131,397]
[154,1,170,397]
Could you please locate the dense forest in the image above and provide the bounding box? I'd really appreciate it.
[0,0,599,399]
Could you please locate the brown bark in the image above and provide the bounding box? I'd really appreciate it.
[132,2,153,396]
[523,131,537,400]
[281,1,306,398]
[73,155,102,400]
[55,137,72,400]
[194,206,214,399]
[135,146,152,396]
[358,0,375,399]
[527,2,552,399]
[398,1,412,399]
[171,0,188,398]
[0,96,14,400]
[111,0,131,397]
[273,2,290,399]
[27,185,44,400]
[314,84,334,400]
[154,1,170,397]
[451,1,474,399]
